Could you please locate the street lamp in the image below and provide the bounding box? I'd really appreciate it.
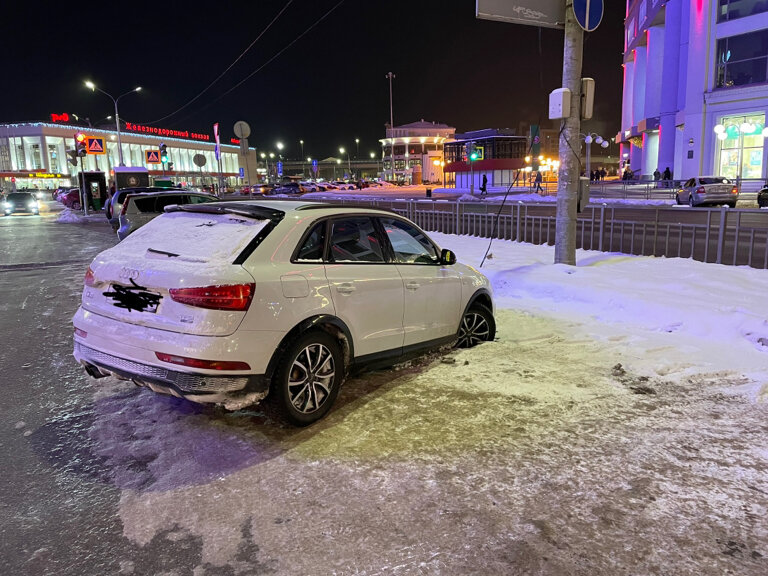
[433,159,445,187]
[85,80,141,166]
[299,139,305,175]
[340,147,351,179]
[370,151,380,177]
[355,138,360,160]
[582,133,609,179]
[386,72,395,182]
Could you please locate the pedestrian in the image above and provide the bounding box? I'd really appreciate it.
[662,166,672,188]
[480,174,488,196]
[534,170,543,193]
[600,168,606,181]
[653,168,661,181]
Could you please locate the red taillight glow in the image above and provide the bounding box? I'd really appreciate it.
[155,352,250,371]
[169,283,255,311]
[74,327,87,338]
[731,186,738,195]
[120,196,131,216]
[84,267,95,286]
[697,187,706,194]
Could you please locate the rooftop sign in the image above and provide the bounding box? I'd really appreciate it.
[124,122,211,141]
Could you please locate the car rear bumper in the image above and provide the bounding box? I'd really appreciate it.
[74,340,270,409]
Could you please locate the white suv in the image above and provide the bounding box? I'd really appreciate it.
[73,200,495,425]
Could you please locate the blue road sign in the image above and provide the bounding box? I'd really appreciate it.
[277,161,283,177]
[239,167,245,178]
[573,0,603,32]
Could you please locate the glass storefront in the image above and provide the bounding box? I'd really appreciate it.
[716,113,765,179]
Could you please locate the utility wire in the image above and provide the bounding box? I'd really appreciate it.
[143,0,294,125]
[168,0,346,126]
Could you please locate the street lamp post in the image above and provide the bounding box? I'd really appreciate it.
[339,147,351,179]
[85,81,141,167]
[581,133,609,180]
[355,138,359,160]
[386,72,395,182]
[299,140,305,176]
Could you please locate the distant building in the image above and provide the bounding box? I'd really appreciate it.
[0,117,242,191]
[618,0,768,182]
[380,120,455,183]
[444,128,527,191]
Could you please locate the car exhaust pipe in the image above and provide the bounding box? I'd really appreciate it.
[82,361,109,379]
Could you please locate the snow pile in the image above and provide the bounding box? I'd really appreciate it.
[57,209,108,224]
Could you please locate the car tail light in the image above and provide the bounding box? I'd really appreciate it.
[155,352,250,371]
[74,327,87,338]
[169,283,255,311]
[120,196,131,216]
[84,266,95,286]
[696,187,706,194]
[731,186,738,195]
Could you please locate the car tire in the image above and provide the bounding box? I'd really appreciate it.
[457,303,496,348]
[688,195,695,208]
[728,202,737,209]
[675,194,682,205]
[269,330,343,426]
[759,196,767,208]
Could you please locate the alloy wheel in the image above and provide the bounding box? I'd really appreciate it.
[457,311,491,348]
[288,343,336,414]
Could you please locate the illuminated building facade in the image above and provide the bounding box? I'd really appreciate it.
[618,0,768,183]
[380,120,455,183]
[0,115,243,190]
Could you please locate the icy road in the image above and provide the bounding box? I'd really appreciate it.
[1,204,766,576]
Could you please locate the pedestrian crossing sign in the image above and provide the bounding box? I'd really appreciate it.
[145,150,161,163]
[86,137,105,155]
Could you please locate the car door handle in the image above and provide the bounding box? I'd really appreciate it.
[336,282,356,294]
[406,281,420,290]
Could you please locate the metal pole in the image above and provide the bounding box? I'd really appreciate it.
[586,140,591,179]
[555,1,584,265]
[386,72,395,182]
[114,99,124,166]
[470,140,475,195]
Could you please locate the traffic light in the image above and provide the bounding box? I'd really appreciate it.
[75,132,88,157]
[66,149,79,166]
[468,142,479,162]
[160,143,168,163]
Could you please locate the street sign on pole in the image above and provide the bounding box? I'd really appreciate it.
[239,167,245,178]
[572,0,603,32]
[312,159,318,174]
[233,120,251,139]
[145,150,161,164]
[86,137,105,155]
[277,161,283,177]
[476,0,565,29]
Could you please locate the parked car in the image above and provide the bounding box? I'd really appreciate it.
[107,187,183,229]
[676,176,739,207]
[73,201,495,426]
[757,184,768,208]
[60,189,84,210]
[116,191,217,240]
[271,182,306,195]
[54,186,77,201]
[3,192,39,216]
[332,181,355,190]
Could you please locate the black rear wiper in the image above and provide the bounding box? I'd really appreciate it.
[146,248,180,258]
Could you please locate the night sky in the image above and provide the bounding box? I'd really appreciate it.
[3,1,624,158]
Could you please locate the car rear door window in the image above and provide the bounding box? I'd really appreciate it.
[329,217,385,263]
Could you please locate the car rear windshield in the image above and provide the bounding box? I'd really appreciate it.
[131,195,186,213]
[121,211,271,262]
[699,177,730,185]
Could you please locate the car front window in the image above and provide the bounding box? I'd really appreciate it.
[380,217,439,264]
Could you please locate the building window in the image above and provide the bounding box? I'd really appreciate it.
[716,30,768,88]
[715,113,765,179]
[718,0,768,22]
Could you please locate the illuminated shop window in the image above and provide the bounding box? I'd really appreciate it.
[716,30,768,88]
[715,113,765,179]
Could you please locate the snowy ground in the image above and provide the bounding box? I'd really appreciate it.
[61,229,768,575]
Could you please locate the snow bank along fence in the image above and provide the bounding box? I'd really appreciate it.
[333,199,768,269]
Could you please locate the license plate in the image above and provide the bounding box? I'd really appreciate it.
[105,283,162,313]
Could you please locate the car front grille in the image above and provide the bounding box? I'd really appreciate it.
[75,342,248,393]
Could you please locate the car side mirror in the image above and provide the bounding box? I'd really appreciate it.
[440,248,457,265]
